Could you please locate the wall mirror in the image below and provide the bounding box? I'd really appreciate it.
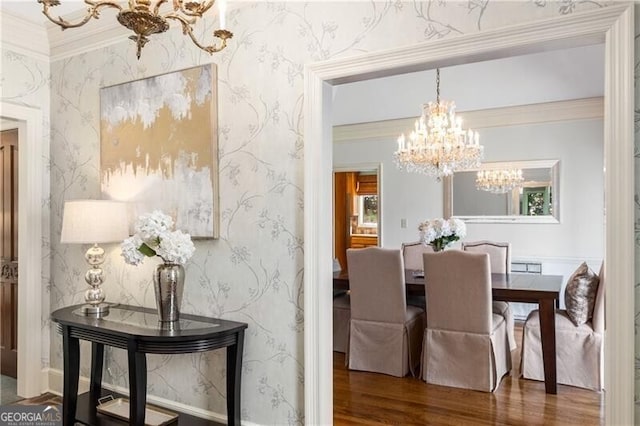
[444,159,560,223]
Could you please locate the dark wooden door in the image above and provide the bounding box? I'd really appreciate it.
[0,129,18,378]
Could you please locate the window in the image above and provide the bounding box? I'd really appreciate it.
[357,195,378,227]
[520,186,552,216]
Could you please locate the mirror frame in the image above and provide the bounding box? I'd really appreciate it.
[444,159,560,223]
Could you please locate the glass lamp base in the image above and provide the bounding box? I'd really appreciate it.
[79,303,111,316]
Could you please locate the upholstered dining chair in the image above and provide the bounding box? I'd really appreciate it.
[422,250,512,392]
[401,241,433,311]
[333,258,350,353]
[461,240,511,273]
[401,241,433,270]
[521,262,604,390]
[462,240,516,351]
[333,292,350,353]
[346,247,424,377]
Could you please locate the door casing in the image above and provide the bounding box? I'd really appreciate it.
[304,5,635,425]
[1,102,43,397]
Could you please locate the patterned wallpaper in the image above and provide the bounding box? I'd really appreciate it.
[2,1,638,424]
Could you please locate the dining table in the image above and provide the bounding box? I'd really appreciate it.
[333,269,563,394]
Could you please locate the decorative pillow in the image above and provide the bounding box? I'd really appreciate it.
[564,262,600,326]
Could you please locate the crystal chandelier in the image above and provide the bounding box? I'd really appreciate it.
[393,68,483,179]
[38,0,232,59]
[476,169,524,194]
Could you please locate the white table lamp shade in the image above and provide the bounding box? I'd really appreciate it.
[61,200,129,244]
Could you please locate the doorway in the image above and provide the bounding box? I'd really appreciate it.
[1,102,44,399]
[0,128,19,404]
[333,165,381,271]
[303,5,634,425]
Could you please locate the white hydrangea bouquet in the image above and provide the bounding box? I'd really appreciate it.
[121,210,195,266]
[418,217,467,252]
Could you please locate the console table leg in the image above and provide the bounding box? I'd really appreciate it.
[89,342,104,415]
[62,325,80,426]
[128,342,147,426]
[227,329,244,426]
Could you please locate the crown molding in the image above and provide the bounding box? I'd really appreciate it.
[47,6,193,61]
[0,7,130,62]
[0,10,49,62]
[333,97,603,143]
[47,8,129,61]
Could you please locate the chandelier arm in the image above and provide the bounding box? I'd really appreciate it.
[164,14,232,54]
[435,68,440,105]
[153,0,169,15]
[162,10,196,25]
[38,0,123,30]
[173,0,216,17]
[39,0,231,59]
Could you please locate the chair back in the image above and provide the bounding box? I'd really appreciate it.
[401,241,433,270]
[347,247,407,324]
[461,240,511,274]
[423,250,492,334]
[592,262,605,334]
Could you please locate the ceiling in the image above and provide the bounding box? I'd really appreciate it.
[1,2,604,126]
[0,0,83,25]
[332,43,604,126]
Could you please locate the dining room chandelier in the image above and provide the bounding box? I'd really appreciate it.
[38,0,232,59]
[393,68,483,179]
[476,169,524,194]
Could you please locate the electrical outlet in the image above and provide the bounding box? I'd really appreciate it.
[400,218,407,228]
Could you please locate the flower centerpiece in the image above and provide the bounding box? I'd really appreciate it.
[418,217,467,252]
[121,210,195,266]
[121,210,195,322]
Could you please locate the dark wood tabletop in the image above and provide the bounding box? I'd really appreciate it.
[334,269,561,301]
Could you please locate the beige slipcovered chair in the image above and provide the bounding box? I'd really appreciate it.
[521,264,604,390]
[461,240,517,351]
[333,259,350,353]
[461,240,511,273]
[346,247,424,377]
[401,241,433,270]
[422,250,512,392]
[401,241,433,311]
[333,293,350,353]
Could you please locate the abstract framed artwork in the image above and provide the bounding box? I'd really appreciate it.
[100,64,219,239]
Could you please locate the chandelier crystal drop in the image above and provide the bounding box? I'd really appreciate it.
[393,68,483,179]
[38,0,232,59]
[476,169,524,194]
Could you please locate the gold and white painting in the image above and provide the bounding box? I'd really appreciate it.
[100,64,219,238]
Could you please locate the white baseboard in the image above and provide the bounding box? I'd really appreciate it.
[41,368,57,395]
[44,368,89,396]
[46,368,260,426]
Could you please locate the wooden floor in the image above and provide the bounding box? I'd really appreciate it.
[12,326,603,425]
[12,392,62,406]
[334,325,603,425]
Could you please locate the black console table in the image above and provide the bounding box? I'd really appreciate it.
[51,304,248,426]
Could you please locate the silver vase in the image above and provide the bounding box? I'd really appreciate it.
[153,263,185,322]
